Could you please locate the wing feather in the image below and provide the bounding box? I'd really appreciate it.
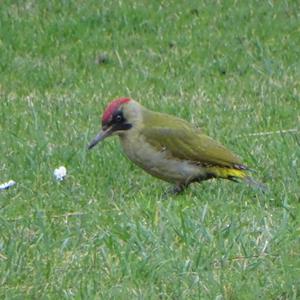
[141,111,243,168]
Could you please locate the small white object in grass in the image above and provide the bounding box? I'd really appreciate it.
[54,166,67,181]
[0,180,16,191]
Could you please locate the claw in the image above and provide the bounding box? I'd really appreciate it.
[162,184,186,198]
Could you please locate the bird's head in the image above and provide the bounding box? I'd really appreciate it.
[88,97,140,149]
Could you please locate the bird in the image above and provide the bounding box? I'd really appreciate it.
[88,97,265,194]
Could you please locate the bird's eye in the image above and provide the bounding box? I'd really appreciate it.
[115,113,123,123]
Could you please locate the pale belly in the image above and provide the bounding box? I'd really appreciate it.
[119,134,205,184]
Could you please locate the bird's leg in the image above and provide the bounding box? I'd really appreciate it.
[171,185,184,195]
[164,183,187,197]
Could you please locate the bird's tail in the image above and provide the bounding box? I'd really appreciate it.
[243,176,267,192]
[207,167,267,191]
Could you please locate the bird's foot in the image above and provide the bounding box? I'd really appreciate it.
[162,184,186,198]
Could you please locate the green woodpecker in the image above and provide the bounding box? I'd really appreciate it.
[88,98,264,194]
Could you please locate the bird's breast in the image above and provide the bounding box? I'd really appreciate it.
[119,132,204,183]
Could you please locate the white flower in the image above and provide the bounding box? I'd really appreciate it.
[54,166,67,181]
[0,180,16,190]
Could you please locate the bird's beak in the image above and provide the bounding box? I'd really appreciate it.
[88,126,113,150]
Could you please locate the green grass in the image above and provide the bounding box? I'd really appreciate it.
[0,0,299,298]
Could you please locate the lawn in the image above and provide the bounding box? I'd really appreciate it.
[0,0,299,299]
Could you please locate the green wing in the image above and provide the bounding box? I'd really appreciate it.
[141,111,243,168]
